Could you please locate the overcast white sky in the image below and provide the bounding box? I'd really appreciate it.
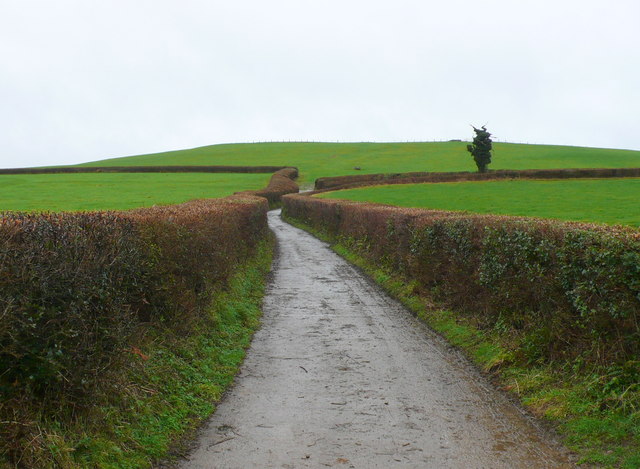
[1,0,639,168]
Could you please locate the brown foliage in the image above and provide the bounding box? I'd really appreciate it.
[239,167,299,206]
[0,195,269,450]
[283,193,640,365]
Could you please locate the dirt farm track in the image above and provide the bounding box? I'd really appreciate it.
[176,210,574,469]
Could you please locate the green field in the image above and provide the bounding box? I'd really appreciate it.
[79,142,640,185]
[0,172,270,211]
[5,141,640,212]
[317,178,640,227]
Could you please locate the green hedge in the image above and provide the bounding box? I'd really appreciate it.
[282,194,640,364]
[0,195,269,461]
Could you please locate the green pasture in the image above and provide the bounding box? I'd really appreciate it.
[316,178,640,227]
[79,141,640,185]
[8,141,640,212]
[0,172,270,212]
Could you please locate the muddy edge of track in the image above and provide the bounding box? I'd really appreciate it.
[174,210,575,469]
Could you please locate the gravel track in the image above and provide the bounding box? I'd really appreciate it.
[177,210,573,468]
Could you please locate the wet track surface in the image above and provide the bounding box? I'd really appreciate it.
[178,210,573,468]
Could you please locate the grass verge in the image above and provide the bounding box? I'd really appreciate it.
[1,238,273,469]
[283,215,640,468]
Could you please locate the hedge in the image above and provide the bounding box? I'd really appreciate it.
[0,195,269,451]
[314,167,640,190]
[0,165,296,175]
[239,167,299,206]
[282,193,640,365]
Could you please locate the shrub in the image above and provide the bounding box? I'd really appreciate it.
[0,195,269,440]
[239,167,299,206]
[282,193,640,365]
[0,212,146,402]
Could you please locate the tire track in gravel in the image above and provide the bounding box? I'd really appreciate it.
[177,209,574,468]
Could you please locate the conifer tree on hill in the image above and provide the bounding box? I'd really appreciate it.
[467,125,493,173]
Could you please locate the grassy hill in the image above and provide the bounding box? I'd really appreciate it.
[2,141,639,212]
[79,141,640,185]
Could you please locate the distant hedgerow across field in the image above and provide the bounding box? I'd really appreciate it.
[313,167,640,190]
[0,165,291,174]
[317,178,640,227]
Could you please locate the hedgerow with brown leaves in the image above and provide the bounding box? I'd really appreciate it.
[240,167,299,206]
[282,193,640,365]
[0,195,269,462]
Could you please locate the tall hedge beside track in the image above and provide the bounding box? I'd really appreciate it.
[282,193,640,365]
[0,195,269,455]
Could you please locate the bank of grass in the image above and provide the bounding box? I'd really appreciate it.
[0,172,271,211]
[78,142,640,185]
[1,239,273,469]
[316,178,640,227]
[283,216,640,468]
